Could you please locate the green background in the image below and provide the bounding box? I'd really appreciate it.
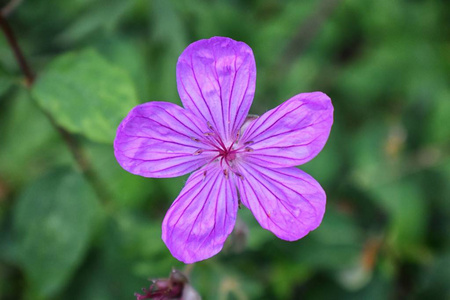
[0,0,449,299]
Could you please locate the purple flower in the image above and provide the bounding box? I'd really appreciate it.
[114,37,334,263]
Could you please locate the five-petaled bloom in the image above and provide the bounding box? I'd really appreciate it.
[114,37,333,263]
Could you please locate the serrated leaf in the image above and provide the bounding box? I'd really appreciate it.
[32,49,138,143]
[13,169,100,297]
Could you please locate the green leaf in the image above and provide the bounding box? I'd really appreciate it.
[0,72,13,99]
[427,89,450,145]
[152,0,187,50]
[149,0,187,102]
[32,48,138,143]
[296,207,363,272]
[417,253,450,299]
[85,142,156,208]
[98,38,150,101]
[63,212,170,300]
[56,0,132,45]
[374,179,427,258]
[351,121,406,189]
[13,169,100,297]
[301,124,342,187]
[0,89,67,185]
[193,261,264,300]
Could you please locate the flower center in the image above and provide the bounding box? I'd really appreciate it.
[191,122,255,179]
[218,144,237,163]
[213,139,254,176]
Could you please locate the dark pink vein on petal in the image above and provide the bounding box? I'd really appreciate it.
[119,134,200,149]
[230,62,252,135]
[240,99,285,141]
[180,169,221,242]
[169,170,216,237]
[240,174,292,235]
[246,169,301,228]
[249,165,318,222]
[157,107,208,139]
[244,103,306,140]
[132,116,194,140]
[189,54,219,131]
[253,135,322,151]
[249,117,330,146]
[194,173,224,252]
[211,45,226,137]
[227,47,238,136]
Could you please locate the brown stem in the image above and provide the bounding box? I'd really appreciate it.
[54,126,111,203]
[0,14,111,203]
[0,13,34,86]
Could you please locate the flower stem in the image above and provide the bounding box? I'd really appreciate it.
[0,13,34,86]
[0,13,111,204]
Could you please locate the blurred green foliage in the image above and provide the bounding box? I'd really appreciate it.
[0,0,449,299]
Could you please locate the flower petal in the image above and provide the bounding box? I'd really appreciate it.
[236,164,326,241]
[114,101,216,178]
[177,36,256,142]
[241,92,333,168]
[162,164,238,263]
